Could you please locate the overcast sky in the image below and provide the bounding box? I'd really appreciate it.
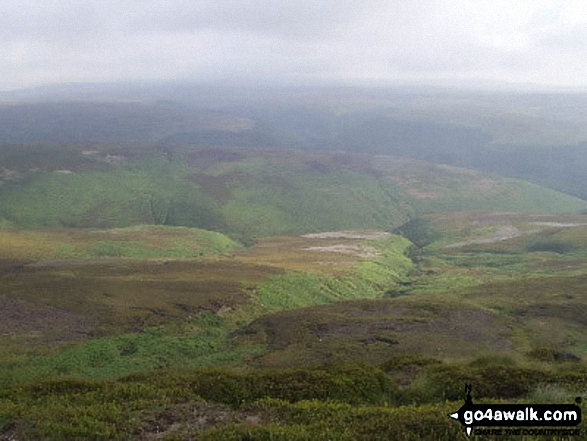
[2,0,587,91]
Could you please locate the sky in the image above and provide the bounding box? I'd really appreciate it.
[2,0,587,91]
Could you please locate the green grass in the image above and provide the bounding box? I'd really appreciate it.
[0,313,266,385]
[200,400,464,441]
[1,146,583,243]
[4,360,584,440]
[221,169,412,238]
[0,234,413,383]
[251,235,412,312]
[0,157,224,230]
[0,149,415,240]
[0,225,240,260]
[0,365,400,440]
[2,146,587,438]
[413,178,585,214]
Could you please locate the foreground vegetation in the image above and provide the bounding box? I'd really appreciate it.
[1,359,585,439]
[2,211,587,439]
[0,146,586,439]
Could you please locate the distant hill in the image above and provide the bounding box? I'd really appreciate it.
[0,101,254,143]
[0,145,583,241]
[2,84,587,201]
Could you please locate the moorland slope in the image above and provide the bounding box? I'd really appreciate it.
[0,145,583,241]
[0,144,586,440]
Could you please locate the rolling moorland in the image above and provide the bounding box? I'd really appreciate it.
[3,84,587,200]
[0,84,585,439]
[0,139,586,440]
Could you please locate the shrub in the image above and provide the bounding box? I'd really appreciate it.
[200,423,315,441]
[527,348,581,363]
[381,354,441,372]
[186,365,399,407]
[414,364,549,402]
[28,379,102,397]
[468,354,518,367]
[394,218,440,249]
[202,400,463,441]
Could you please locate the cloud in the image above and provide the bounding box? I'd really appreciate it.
[1,0,587,90]
[128,0,383,40]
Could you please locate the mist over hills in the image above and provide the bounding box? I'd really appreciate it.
[2,82,587,200]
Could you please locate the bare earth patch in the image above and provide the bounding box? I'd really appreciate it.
[302,231,390,240]
[445,226,523,248]
[304,244,381,258]
[468,177,501,196]
[141,402,268,440]
[443,217,587,249]
[530,222,587,227]
[0,168,17,180]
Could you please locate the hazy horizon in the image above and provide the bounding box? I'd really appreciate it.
[3,1,587,92]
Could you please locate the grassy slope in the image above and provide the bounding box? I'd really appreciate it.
[1,222,587,439]
[3,213,587,438]
[0,148,414,239]
[373,160,586,214]
[0,224,239,260]
[0,231,413,385]
[222,213,587,411]
[1,146,587,439]
[394,213,587,357]
[0,146,584,242]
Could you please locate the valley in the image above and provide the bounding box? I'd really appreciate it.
[4,0,587,436]
[0,143,586,439]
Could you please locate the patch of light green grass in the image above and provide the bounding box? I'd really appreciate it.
[0,313,264,385]
[254,235,413,312]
